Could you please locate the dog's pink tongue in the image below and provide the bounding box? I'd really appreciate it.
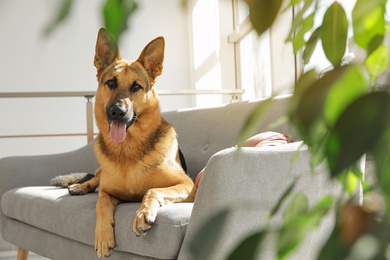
[110,121,127,143]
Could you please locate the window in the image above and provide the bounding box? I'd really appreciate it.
[231,18,273,99]
[188,0,297,107]
[230,0,296,99]
[188,0,236,107]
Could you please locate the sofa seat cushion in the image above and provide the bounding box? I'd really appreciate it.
[1,186,193,259]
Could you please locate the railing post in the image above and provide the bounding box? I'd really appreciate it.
[229,93,239,103]
[85,95,94,143]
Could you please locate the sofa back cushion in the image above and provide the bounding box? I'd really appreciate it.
[162,95,295,180]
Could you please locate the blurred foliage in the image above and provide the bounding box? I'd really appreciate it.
[43,0,73,36]
[244,0,283,36]
[188,208,230,259]
[234,0,390,259]
[102,0,138,41]
[43,0,138,42]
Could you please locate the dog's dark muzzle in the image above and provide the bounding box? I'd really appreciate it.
[106,102,137,143]
[109,104,128,121]
[107,103,136,129]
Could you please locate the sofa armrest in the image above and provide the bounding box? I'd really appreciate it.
[0,140,99,230]
[0,140,98,190]
[179,141,353,260]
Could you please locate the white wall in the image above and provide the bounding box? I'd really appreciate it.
[120,0,193,110]
[0,0,193,158]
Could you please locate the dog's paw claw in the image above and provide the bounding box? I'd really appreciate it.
[95,228,115,258]
[133,208,157,236]
[95,244,114,258]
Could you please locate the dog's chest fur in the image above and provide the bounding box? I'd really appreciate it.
[94,119,180,201]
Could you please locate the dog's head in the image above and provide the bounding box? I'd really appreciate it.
[93,28,164,143]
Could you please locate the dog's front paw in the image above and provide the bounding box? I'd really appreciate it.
[95,223,116,258]
[68,184,88,195]
[132,207,157,236]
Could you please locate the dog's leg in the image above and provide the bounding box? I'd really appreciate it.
[68,168,102,195]
[95,191,120,258]
[133,183,195,236]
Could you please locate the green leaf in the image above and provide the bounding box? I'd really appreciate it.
[367,35,385,57]
[103,0,138,41]
[237,97,274,148]
[303,27,321,65]
[289,70,318,113]
[352,0,386,51]
[227,231,265,260]
[290,67,349,147]
[373,129,390,214]
[103,0,123,41]
[290,67,356,169]
[318,220,349,260]
[292,13,315,54]
[296,67,348,129]
[321,2,348,67]
[269,179,297,218]
[337,169,360,196]
[283,0,315,11]
[283,192,309,225]
[311,195,334,214]
[278,195,334,259]
[286,1,314,42]
[42,0,73,36]
[326,91,390,176]
[324,65,368,126]
[365,43,389,82]
[188,209,230,259]
[246,0,283,36]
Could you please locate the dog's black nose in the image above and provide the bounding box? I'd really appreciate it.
[109,105,128,120]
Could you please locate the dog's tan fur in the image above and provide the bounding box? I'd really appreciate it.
[67,28,195,258]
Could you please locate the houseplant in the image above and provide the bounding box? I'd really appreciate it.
[223,0,390,259]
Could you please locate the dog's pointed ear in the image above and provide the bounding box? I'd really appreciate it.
[136,37,165,82]
[94,28,121,73]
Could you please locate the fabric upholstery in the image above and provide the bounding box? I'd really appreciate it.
[2,220,154,260]
[2,186,192,259]
[163,95,295,180]
[178,142,345,260]
[0,141,98,232]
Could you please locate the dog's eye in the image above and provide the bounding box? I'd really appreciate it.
[105,78,117,90]
[130,82,143,93]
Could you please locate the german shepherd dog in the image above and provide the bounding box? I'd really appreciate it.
[51,28,196,258]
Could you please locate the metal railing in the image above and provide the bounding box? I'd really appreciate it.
[0,89,244,143]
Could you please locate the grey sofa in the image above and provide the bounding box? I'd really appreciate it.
[0,95,363,259]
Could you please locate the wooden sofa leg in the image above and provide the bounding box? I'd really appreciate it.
[17,248,29,260]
